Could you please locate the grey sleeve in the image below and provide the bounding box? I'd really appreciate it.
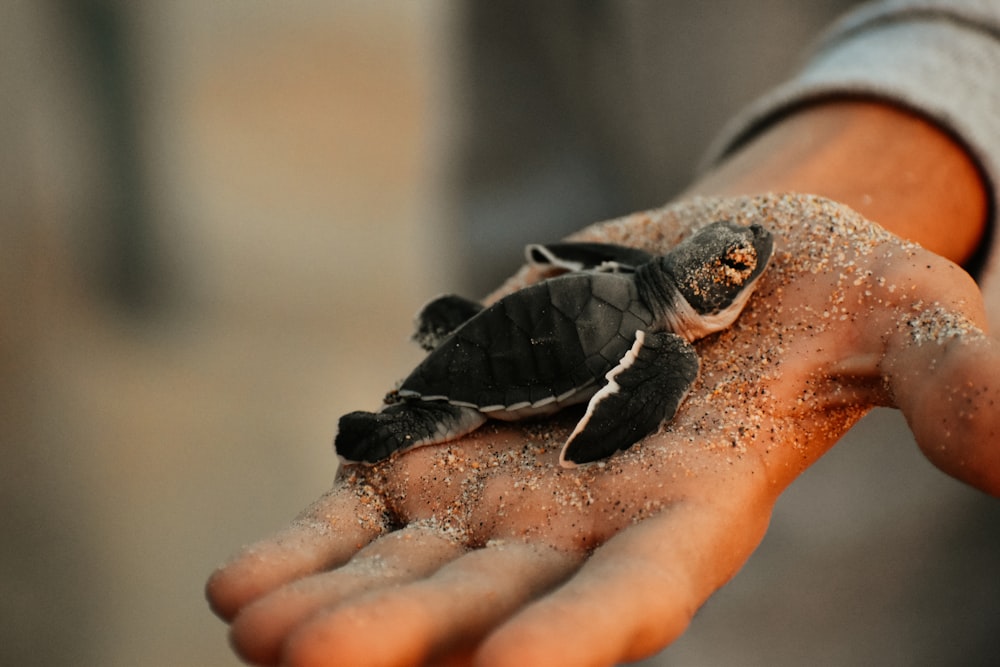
[700,0,1000,233]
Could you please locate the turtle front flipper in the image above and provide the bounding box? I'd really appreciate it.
[560,331,699,467]
[526,242,654,273]
[412,295,484,351]
[335,400,486,464]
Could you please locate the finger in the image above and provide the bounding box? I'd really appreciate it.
[206,480,390,621]
[479,494,772,667]
[283,541,581,667]
[231,525,468,665]
[884,322,1000,496]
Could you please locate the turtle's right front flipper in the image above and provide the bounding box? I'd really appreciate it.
[412,295,484,351]
[335,400,486,464]
[560,330,700,467]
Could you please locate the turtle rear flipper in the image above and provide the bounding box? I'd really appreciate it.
[412,295,484,351]
[526,242,654,274]
[335,400,486,464]
[560,331,699,467]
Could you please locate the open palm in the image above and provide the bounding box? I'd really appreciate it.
[207,194,1000,667]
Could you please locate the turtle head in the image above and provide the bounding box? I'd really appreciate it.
[659,220,773,336]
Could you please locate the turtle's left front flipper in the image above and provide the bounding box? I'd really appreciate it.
[560,331,699,467]
[526,242,653,273]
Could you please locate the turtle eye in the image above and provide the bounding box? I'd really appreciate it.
[719,245,756,282]
[722,255,750,272]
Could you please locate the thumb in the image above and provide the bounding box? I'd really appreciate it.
[882,308,1000,497]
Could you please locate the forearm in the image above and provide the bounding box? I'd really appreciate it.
[686,100,988,265]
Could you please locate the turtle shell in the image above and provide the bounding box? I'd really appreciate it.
[398,271,656,416]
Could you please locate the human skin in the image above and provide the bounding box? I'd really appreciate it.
[206,101,1000,667]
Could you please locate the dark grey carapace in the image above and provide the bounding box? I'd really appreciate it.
[336,221,773,468]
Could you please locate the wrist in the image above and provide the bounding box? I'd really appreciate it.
[686,100,987,265]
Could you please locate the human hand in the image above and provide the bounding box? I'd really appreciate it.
[206,194,1000,667]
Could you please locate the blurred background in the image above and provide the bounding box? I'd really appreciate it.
[2,2,998,666]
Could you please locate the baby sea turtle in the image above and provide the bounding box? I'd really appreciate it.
[336,220,773,468]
